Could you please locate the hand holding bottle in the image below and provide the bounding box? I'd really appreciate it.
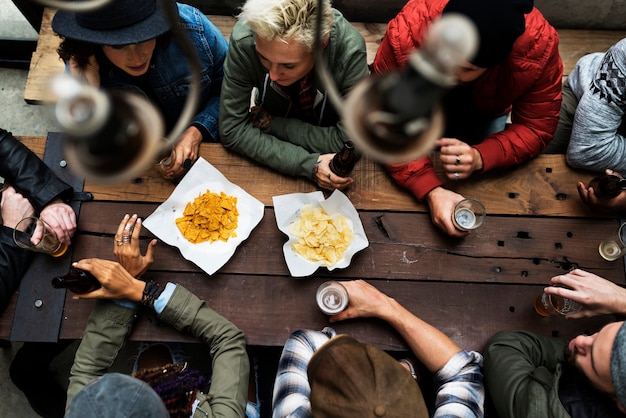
[577,169,626,213]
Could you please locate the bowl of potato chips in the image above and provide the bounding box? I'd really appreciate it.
[273,190,368,277]
[143,158,264,275]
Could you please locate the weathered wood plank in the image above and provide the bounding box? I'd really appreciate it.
[73,201,624,285]
[57,274,615,352]
[14,136,603,217]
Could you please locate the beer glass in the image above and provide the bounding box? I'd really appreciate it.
[316,281,348,315]
[534,291,582,316]
[599,222,626,261]
[13,216,68,257]
[452,198,486,231]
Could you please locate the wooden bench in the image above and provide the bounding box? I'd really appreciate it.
[23,7,626,104]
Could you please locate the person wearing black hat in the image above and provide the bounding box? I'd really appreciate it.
[373,0,563,238]
[272,280,484,417]
[484,268,626,418]
[51,0,228,181]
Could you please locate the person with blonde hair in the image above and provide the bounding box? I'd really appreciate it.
[219,0,368,191]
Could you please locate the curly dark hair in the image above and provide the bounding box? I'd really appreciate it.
[57,32,173,68]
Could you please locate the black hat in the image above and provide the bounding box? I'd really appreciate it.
[443,0,534,68]
[52,0,173,46]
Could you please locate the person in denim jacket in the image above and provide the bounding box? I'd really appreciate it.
[52,0,228,180]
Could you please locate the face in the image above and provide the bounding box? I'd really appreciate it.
[101,39,156,77]
[567,321,622,399]
[454,61,488,85]
[255,36,316,87]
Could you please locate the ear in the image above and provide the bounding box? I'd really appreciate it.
[321,34,330,48]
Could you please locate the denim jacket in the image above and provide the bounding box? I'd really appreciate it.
[97,3,228,141]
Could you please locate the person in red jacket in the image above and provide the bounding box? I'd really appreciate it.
[373,0,563,237]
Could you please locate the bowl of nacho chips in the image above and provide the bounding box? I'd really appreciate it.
[144,158,264,275]
[273,190,369,277]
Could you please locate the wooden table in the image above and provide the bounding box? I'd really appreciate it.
[0,134,622,352]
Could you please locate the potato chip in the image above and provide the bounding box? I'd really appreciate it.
[288,204,353,265]
[176,189,239,244]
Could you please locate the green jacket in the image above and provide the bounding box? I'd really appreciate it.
[66,285,250,418]
[218,9,368,179]
[483,330,570,418]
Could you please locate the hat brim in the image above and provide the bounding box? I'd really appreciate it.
[52,4,172,46]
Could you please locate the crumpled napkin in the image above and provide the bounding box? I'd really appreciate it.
[143,157,264,275]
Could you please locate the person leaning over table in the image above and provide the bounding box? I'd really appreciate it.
[544,38,626,164]
[484,268,626,418]
[0,128,75,312]
[272,280,484,417]
[0,128,76,418]
[63,213,251,418]
[51,0,228,181]
[218,0,369,191]
[372,0,563,238]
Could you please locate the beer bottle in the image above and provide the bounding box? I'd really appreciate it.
[51,267,101,294]
[329,141,357,177]
[587,174,626,199]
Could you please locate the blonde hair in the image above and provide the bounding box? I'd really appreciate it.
[238,0,333,51]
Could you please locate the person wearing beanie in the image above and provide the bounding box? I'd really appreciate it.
[272,280,484,417]
[63,214,251,418]
[484,268,626,418]
[372,0,563,238]
[51,0,228,181]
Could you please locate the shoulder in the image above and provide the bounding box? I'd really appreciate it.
[511,8,560,65]
[229,19,255,45]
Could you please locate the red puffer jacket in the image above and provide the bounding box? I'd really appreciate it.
[374,0,563,201]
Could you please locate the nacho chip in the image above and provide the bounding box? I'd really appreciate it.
[176,189,239,244]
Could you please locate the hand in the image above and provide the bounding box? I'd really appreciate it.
[249,106,273,132]
[314,154,353,191]
[329,280,395,323]
[425,187,469,238]
[69,55,100,86]
[437,137,483,181]
[113,214,156,277]
[162,126,203,180]
[71,258,146,302]
[577,169,626,213]
[545,269,626,318]
[40,198,76,245]
[1,186,35,230]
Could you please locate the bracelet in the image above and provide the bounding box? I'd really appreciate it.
[141,281,164,309]
[399,358,419,381]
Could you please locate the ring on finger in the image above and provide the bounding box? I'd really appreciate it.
[115,238,124,246]
[456,155,461,165]
[122,235,131,243]
[327,173,331,180]
[454,172,459,180]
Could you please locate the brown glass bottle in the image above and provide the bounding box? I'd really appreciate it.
[588,174,626,199]
[329,141,357,177]
[51,267,101,294]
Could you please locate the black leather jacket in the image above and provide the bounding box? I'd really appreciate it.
[0,129,73,313]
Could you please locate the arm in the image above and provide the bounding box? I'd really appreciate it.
[566,43,626,173]
[65,300,136,410]
[483,330,568,418]
[0,129,73,212]
[330,280,484,416]
[219,33,323,179]
[0,186,35,312]
[159,285,249,418]
[474,29,563,172]
[545,269,626,318]
[0,130,76,243]
[272,328,335,418]
[163,6,229,179]
[72,256,249,418]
